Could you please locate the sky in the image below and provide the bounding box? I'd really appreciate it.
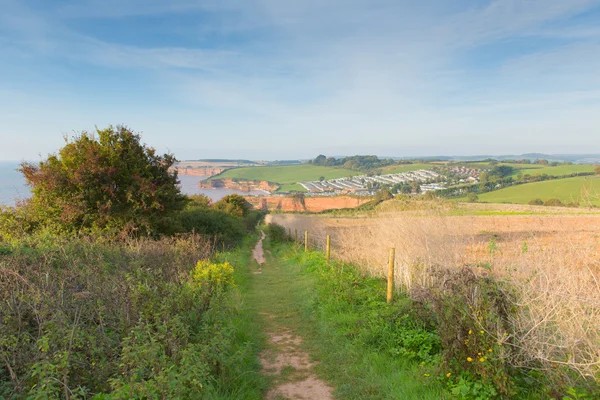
[0,0,599,161]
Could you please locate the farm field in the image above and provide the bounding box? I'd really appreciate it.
[210,164,357,191]
[509,164,596,177]
[475,176,600,206]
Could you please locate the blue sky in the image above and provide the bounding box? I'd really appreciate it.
[1,0,599,161]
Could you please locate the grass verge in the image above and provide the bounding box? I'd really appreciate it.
[260,236,447,399]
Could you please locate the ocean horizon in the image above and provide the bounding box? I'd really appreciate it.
[0,162,266,207]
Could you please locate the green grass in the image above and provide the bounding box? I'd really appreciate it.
[380,163,432,174]
[210,164,357,191]
[511,164,596,177]
[254,236,447,399]
[475,176,600,206]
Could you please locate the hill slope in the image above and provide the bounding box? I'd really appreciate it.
[476,176,600,206]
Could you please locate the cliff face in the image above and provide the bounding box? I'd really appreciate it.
[245,196,370,212]
[199,179,280,192]
[174,167,226,177]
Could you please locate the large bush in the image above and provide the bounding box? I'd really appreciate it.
[19,126,186,236]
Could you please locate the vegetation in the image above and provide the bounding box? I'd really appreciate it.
[0,128,268,398]
[18,126,186,237]
[0,233,269,399]
[209,164,357,192]
[473,176,600,206]
[309,154,396,171]
[256,229,446,399]
[268,207,600,398]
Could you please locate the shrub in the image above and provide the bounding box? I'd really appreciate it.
[0,233,237,398]
[178,207,246,247]
[265,223,290,243]
[544,198,564,207]
[528,199,544,205]
[18,126,186,236]
[412,268,516,398]
[213,194,251,217]
[467,193,479,203]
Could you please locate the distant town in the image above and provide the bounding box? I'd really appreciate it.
[299,170,445,195]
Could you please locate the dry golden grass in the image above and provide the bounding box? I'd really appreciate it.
[267,201,600,381]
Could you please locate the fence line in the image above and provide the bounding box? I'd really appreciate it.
[289,228,397,301]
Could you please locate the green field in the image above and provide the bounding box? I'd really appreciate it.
[457,162,596,177]
[474,176,600,206]
[380,163,432,174]
[210,164,357,192]
[510,164,596,177]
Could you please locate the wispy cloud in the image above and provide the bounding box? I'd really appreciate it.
[1,0,599,159]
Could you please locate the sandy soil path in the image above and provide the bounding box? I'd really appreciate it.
[252,234,334,400]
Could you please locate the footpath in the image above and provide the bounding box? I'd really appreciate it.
[249,233,334,400]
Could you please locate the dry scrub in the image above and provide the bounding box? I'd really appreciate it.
[267,204,600,385]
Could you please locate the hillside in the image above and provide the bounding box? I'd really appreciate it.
[474,176,600,206]
[209,164,357,192]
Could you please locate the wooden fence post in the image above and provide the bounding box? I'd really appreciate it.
[326,235,331,263]
[295,229,298,243]
[304,231,309,252]
[387,248,395,303]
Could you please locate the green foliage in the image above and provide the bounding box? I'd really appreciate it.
[267,246,445,398]
[473,176,600,207]
[265,223,290,243]
[544,198,564,207]
[529,198,544,205]
[0,233,264,399]
[414,268,516,398]
[374,189,394,202]
[309,154,396,171]
[18,126,186,237]
[213,194,251,217]
[489,165,514,178]
[210,164,356,192]
[467,193,479,203]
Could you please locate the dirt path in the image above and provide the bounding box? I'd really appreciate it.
[251,235,334,400]
[252,231,266,274]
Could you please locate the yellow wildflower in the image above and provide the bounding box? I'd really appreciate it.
[468,330,473,335]
[446,372,452,378]
[467,357,473,362]
[479,357,486,362]
[424,374,430,377]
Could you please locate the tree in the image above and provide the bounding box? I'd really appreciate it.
[410,181,421,194]
[400,185,412,195]
[313,154,327,165]
[467,192,478,203]
[490,165,514,178]
[19,126,185,235]
[594,166,600,175]
[213,194,251,217]
[319,176,325,182]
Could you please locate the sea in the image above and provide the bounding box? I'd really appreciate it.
[0,162,267,207]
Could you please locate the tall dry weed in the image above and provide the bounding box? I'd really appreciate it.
[270,206,600,383]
